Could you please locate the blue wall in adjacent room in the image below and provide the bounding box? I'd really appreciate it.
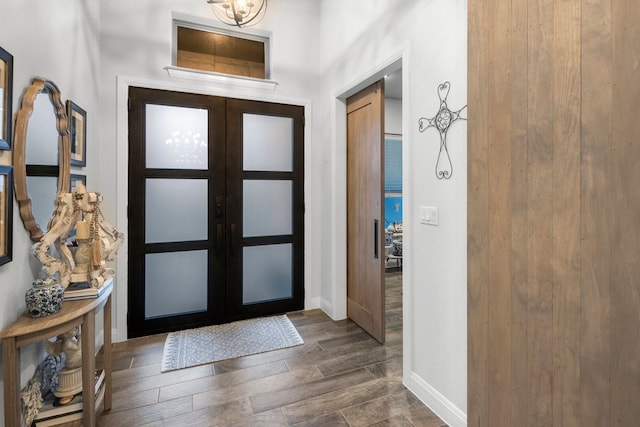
[385,195,403,226]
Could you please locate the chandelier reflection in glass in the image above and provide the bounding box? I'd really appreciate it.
[165,130,207,167]
[206,0,267,28]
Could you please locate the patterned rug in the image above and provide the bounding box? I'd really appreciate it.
[161,315,304,372]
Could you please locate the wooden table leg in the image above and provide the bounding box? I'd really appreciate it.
[103,295,112,411]
[2,337,20,427]
[81,312,96,426]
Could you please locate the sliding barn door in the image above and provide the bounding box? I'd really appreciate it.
[346,80,385,343]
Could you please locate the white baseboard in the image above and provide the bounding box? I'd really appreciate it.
[304,296,322,311]
[405,372,467,427]
[320,298,333,317]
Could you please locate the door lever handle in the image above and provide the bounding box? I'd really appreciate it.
[374,219,379,259]
[215,196,223,219]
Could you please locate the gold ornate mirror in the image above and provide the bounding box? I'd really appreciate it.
[13,78,70,241]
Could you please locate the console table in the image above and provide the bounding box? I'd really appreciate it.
[1,286,112,426]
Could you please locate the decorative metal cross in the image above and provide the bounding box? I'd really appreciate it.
[418,81,467,179]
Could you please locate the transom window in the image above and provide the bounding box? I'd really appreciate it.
[174,24,269,80]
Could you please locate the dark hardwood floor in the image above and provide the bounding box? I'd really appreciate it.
[96,271,447,426]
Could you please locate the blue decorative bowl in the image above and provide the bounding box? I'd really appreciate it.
[385,231,394,246]
[392,240,403,257]
[25,279,65,317]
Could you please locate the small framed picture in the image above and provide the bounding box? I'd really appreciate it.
[67,100,87,166]
[70,173,86,192]
[0,46,13,151]
[0,165,14,266]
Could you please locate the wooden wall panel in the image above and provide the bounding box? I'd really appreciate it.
[527,0,555,424]
[610,3,640,426]
[467,0,489,423]
[551,0,582,426]
[580,0,612,425]
[487,0,512,425]
[468,0,640,425]
[509,1,529,425]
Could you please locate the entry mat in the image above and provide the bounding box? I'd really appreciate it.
[161,315,304,372]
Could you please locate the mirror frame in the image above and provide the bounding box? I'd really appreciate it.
[13,78,70,241]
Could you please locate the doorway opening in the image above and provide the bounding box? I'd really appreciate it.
[382,68,403,364]
[127,87,305,338]
[345,66,403,345]
[382,69,403,275]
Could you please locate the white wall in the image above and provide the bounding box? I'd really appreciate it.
[0,1,467,426]
[0,1,101,424]
[317,1,467,425]
[99,0,323,343]
[385,98,402,135]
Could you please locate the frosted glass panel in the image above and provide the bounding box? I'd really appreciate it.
[243,114,293,171]
[146,179,208,243]
[26,93,59,165]
[145,250,208,318]
[146,104,208,169]
[26,176,57,230]
[243,244,292,304]
[243,180,292,237]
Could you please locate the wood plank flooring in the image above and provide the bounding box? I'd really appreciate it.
[96,272,447,426]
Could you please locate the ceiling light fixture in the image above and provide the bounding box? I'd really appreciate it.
[206,0,267,28]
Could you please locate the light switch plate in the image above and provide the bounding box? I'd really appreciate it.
[420,206,439,226]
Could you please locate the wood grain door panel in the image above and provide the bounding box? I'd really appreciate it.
[346,80,385,343]
[468,0,640,425]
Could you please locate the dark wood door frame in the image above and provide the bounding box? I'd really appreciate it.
[225,99,306,318]
[127,88,305,338]
[128,87,226,338]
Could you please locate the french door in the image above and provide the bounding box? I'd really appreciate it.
[127,87,304,338]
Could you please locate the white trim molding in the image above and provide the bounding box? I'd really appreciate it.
[114,74,313,342]
[406,372,467,427]
[164,66,279,91]
[329,45,408,322]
